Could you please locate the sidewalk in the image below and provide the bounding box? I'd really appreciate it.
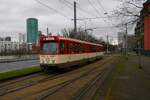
[95,55,150,100]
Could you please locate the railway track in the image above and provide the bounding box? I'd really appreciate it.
[74,67,112,100]
[37,68,107,100]
[0,72,58,96]
[28,57,114,100]
[0,72,43,88]
[0,56,115,100]
[74,70,107,100]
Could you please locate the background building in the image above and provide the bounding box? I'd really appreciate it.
[127,35,136,52]
[118,32,125,51]
[19,33,25,43]
[135,0,150,55]
[0,35,32,54]
[5,36,11,41]
[118,32,136,52]
[26,18,38,43]
[0,41,19,53]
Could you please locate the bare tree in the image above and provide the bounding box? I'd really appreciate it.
[113,0,146,25]
[61,27,98,42]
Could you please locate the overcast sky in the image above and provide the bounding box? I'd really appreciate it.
[0,0,121,43]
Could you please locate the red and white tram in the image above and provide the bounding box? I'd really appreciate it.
[39,35,104,71]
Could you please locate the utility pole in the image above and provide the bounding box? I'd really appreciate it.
[84,21,87,40]
[138,41,142,69]
[106,35,109,53]
[74,1,77,34]
[46,27,49,35]
[84,21,87,31]
[125,23,128,56]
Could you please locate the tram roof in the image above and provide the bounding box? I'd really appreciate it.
[59,37,103,47]
[42,35,103,46]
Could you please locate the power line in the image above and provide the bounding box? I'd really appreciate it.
[83,26,120,32]
[89,19,95,29]
[59,0,86,18]
[87,0,112,24]
[61,0,113,22]
[76,2,96,17]
[87,0,102,17]
[62,0,72,5]
[71,16,119,20]
[59,0,73,9]
[97,0,108,14]
[45,0,85,20]
[96,0,115,25]
[89,26,119,30]
[34,0,71,19]
[62,0,95,17]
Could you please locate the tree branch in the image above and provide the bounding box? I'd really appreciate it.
[125,1,143,9]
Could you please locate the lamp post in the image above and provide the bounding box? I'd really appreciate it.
[138,40,142,69]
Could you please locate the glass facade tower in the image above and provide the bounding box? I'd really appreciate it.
[27,18,38,43]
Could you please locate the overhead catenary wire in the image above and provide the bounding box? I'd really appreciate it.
[72,16,120,20]
[76,2,97,17]
[35,0,118,32]
[87,0,103,17]
[59,0,73,9]
[44,0,87,21]
[99,0,115,25]
[62,0,72,5]
[34,0,71,19]
[89,19,95,29]
[86,26,120,30]
[60,0,102,27]
[62,0,96,17]
[97,0,108,14]
[96,0,115,25]
[87,0,112,25]
[58,0,88,19]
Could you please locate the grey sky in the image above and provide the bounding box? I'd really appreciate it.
[0,0,120,43]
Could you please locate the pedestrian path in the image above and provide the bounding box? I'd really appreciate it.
[96,55,150,100]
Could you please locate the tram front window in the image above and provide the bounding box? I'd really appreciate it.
[43,42,58,54]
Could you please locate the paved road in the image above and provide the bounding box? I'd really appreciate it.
[0,60,39,72]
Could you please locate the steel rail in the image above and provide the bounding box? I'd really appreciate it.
[36,58,113,100]
[74,70,106,100]
[0,73,43,88]
[0,73,58,96]
[74,67,112,100]
[0,57,113,98]
[37,68,103,100]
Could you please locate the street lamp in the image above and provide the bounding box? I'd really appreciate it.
[138,40,142,69]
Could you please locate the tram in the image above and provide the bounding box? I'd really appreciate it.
[39,35,104,71]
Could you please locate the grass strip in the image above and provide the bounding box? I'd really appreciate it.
[0,66,41,81]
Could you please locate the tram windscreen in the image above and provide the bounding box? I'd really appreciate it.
[42,42,58,54]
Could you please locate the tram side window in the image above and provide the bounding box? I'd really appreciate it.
[81,44,85,53]
[69,43,74,54]
[60,41,65,54]
[74,43,78,53]
[78,44,82,53]
[91,45,97,52]
[74,43,81,53]
[94,46,97,52]
[69,43,81,54]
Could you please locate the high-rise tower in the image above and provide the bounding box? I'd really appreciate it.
[26,18,38,43]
